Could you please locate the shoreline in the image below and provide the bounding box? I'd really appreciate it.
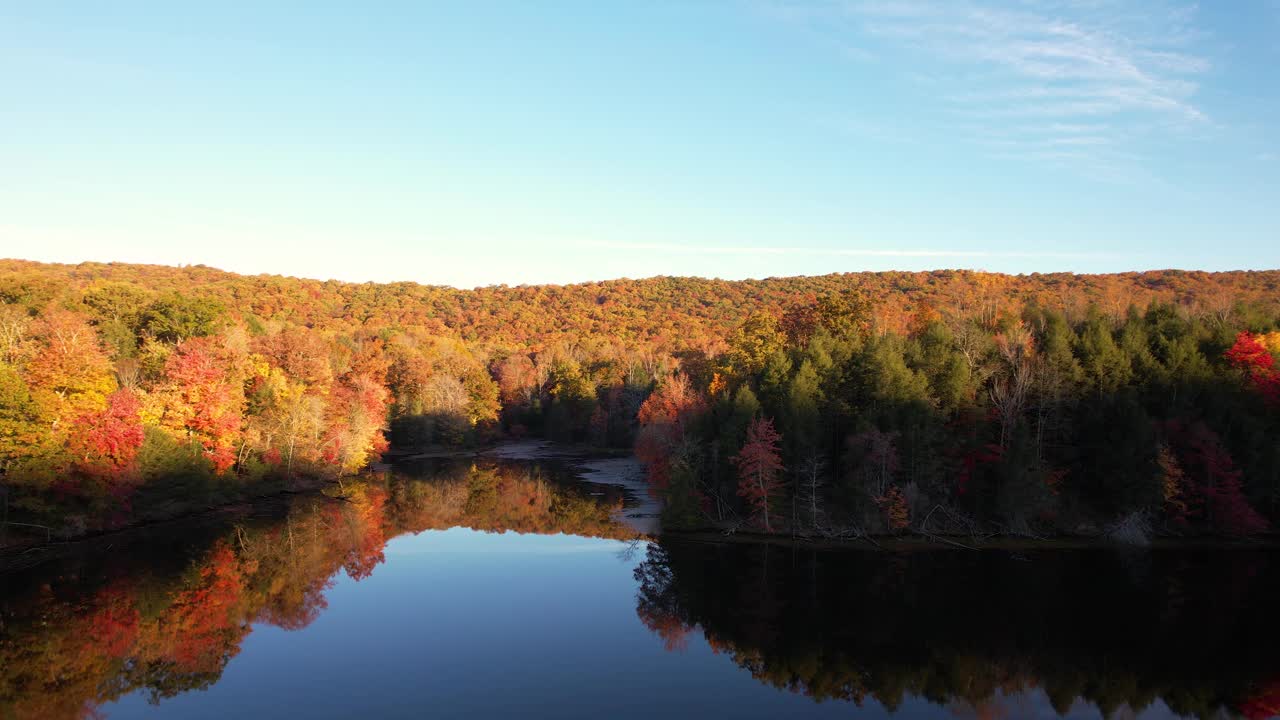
[662,527,1280,551]
[0,481,349,575]
[7,444,1278,574]
[0,442,639,572]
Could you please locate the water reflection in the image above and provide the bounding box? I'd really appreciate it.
[2,459,1278,719]
[633,539,1280,720]
[0,460,635,720]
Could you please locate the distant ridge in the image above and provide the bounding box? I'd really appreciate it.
[2,258,1277,347]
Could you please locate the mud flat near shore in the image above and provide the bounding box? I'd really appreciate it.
[481,441,660,535]
[574,457,660,535]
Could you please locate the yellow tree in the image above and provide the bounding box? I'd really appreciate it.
[728,312,785,376]
[24,309,116,432]
[0,363,43,473]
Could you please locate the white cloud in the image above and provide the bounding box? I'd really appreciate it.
[771,0,1212,174]
[862,1,1207,116]
[579,240,1120,260]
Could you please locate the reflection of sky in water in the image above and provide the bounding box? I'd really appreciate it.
[96,528,1189,720]
[385,526,639,555]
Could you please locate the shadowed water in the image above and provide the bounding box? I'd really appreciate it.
[1,457,1277,719]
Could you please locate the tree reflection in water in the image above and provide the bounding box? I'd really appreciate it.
[633,540,1280,720]
[0,460,633,720]
[4,459,1279,720]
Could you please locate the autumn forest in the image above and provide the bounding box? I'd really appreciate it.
[1,259,1279,544]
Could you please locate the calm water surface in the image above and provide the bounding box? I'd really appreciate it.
[2,457,1278,719]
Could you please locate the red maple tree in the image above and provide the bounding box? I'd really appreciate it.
[732,417,784,531]
[69,389,146,500]
[1226,332,1280,405]
[635,375,704,490]
[1165,420,1267,536]
[162,338,244,473]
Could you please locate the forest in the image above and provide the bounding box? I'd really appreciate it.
[1,259,1278,543]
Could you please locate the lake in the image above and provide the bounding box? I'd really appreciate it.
[2,454,1278,719]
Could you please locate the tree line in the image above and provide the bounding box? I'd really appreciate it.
[638,294,1280,539]
[0,259,1277,539]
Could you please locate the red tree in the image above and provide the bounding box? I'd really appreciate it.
[1226,332,1276,376]
[162,338,244,473]
[1165,420,1267,536]
[732,417,784,532]
[1240,675,1280,720]
[69,389,146,499]
[1226,332,1280,405]
[635,375,704,490]
[322,371,390,473]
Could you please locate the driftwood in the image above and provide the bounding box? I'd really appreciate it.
[811,521,885,550]
[915,504,983,550]
[1,521,52,542]
[918,530,979,551]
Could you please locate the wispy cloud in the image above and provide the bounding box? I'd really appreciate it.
[770,0,1212,175]
[1270,0,1280,51]
[580,240,1121,260]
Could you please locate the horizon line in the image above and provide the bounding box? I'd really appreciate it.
[3,255,1277,291]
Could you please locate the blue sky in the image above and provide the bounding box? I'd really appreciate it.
[1,1,1277,287]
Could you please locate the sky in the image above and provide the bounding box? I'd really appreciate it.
[1,1,1278,288]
